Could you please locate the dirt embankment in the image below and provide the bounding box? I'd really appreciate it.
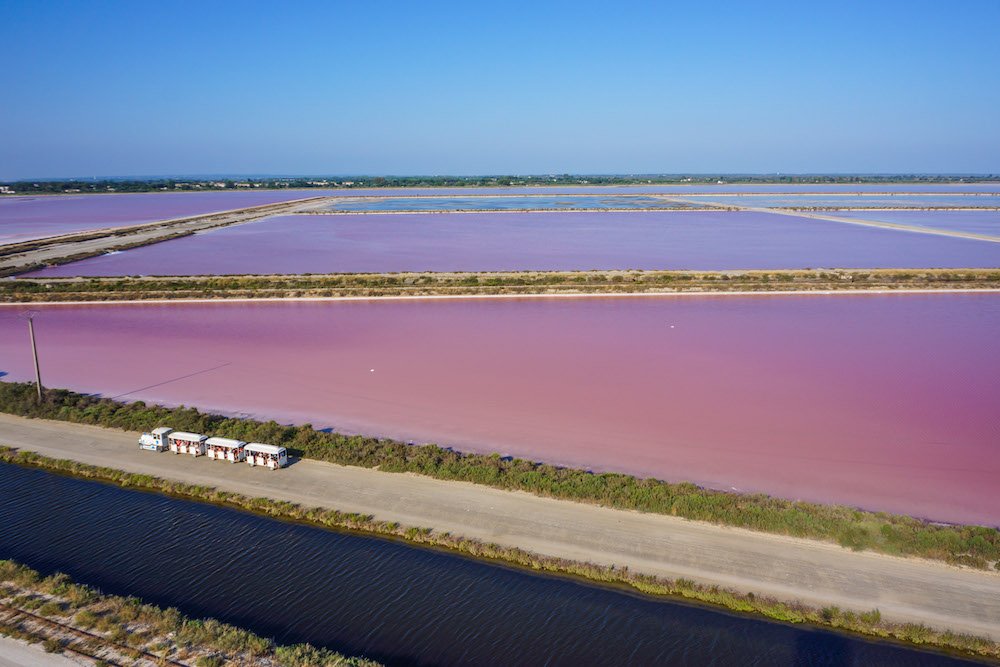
[4,268,999,303]
[0,197,326,278]
[2,414,999,643]
[0,560,379,666]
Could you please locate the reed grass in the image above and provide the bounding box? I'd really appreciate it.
[0,559,380,666]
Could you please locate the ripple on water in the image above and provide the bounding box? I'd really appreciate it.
[0,465,981,667]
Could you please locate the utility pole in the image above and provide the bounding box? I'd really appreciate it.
[27,314,42,402]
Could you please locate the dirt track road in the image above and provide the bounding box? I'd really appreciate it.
[0,637,79,667]
[2,413,998,639]
[666,197,1000,243]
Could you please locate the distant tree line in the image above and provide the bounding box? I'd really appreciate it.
[2,173,998,195]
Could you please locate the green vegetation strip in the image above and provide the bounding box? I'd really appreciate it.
[2,449,998,662]
[5,268,1000,301]
[2,382,998,570]
[0,559,379,666]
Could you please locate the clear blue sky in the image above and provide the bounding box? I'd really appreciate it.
[2,0,998,179]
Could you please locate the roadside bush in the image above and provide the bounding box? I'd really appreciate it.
[42,638,65,653]
[74,610,99,629]
[37,601,66,617]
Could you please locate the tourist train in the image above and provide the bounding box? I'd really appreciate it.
[138,427,288,469]
[245,443,288,469]
[138,427,173,452]
[206,436,247,462]
[168,431,209,456]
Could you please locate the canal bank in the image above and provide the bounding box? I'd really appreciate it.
[0,559,378,667]
[0,465,991,666]
[1,414,998,655]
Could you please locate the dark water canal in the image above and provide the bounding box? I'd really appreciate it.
[0,464,983,666]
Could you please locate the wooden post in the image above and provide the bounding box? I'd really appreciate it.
[27,315,42,402]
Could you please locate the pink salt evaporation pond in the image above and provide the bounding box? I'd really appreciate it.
[0,293,997,525]
[24,210,1000,277]
[5,183,998,247]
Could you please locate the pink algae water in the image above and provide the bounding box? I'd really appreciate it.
[0,293,997,525]
[25,210,1000,277]
[5,184,998,246]
[0,191,323,245]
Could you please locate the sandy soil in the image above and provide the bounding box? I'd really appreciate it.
[0,636,82,666]
[1,414,999,639]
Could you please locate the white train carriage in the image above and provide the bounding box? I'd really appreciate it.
[205,436,247,463]
[167,431,208,456]
[245,443,288,470]
[138,427,173,452]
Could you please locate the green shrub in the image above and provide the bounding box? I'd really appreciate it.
[36,601,66,617]
[42,638,65,653]
[74,609,99,629]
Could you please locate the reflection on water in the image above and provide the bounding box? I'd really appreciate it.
[0,464,979,667]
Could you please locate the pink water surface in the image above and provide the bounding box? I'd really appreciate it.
[25,210,1000,277]
[5,184,999,246]
[0,191,324,245]
[0,294,997,525]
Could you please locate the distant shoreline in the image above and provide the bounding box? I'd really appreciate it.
[300,206,1000,215]
[3,179,1000,198]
